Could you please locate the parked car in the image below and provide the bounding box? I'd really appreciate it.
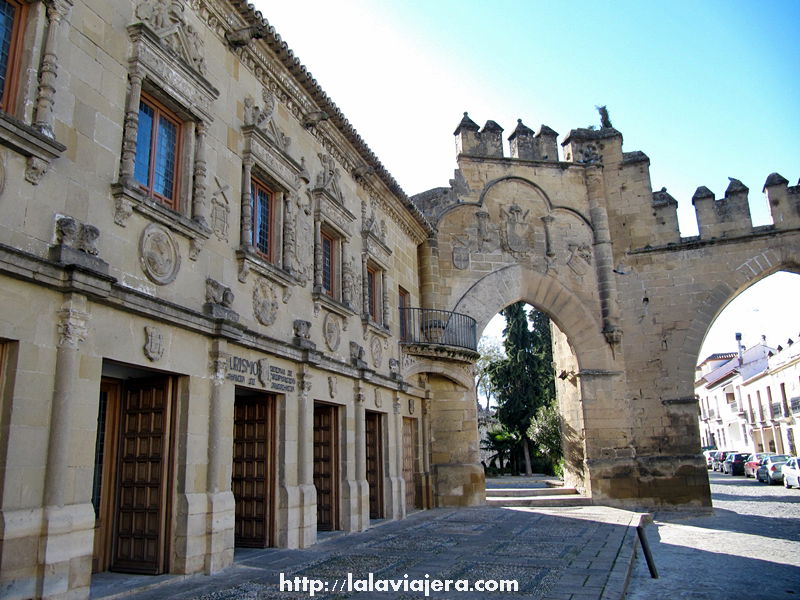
[712,451,729,472]
[744,452,775,478]
[722,452,748,475]
[783,457,800,489]
[756,454,792,484]
[703,450,716,470]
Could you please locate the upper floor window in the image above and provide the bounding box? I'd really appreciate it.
[0,0,26,114]
[134,94,181,209]
[251,178,275,261]
[321,230,338,298]
[367,265,379,323]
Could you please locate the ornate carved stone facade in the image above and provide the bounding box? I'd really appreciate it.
[0,2,797,599]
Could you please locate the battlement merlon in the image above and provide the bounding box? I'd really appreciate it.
[764,172,800,229]
[691,179,753,240]
[562,127,623,165]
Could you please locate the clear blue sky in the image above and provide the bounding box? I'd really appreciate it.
[254,1,800,359]
[257,0,798,235]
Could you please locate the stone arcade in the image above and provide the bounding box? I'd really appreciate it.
[0,1,798,598]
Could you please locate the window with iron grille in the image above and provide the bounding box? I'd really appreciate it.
[0,0,26,114]
[134,93,182,209]
[251,179,275,261]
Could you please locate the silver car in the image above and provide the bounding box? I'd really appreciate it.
[756,454,792,484]
[783,457,800,489]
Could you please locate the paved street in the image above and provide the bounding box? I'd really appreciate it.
[94,504,644,600]
[627,470,800,599]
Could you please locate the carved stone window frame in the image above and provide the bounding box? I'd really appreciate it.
[0,0,69,184]
[112,21,220,259]
[237,118,307,291]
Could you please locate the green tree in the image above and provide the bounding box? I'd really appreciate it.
[527,402,563,475]
[487,302,555,475]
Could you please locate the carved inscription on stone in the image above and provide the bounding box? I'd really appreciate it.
[139,223,181,285]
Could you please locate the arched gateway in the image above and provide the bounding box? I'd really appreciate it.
[407,114,800,508]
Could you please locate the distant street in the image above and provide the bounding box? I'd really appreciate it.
[626,470,800,599]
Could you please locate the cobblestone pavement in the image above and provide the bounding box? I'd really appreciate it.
[95,505,644,600]
[627,470,800,600]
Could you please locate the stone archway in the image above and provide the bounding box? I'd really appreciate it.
[411,116,800,509]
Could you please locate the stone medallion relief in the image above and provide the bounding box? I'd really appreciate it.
[252,279,278,326]
[139,223,181,284]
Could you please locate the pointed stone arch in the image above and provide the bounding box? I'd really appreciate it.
[451,263,613,371]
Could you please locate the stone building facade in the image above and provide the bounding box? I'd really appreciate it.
[698,338,800,455]
[0,1,798,599]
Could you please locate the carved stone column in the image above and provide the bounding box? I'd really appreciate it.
[585,165,622,344]
[341,239,351,306]
[297,370,316,547]
[354,391,369,530]
[393,397,406,519]
[381,269,389,327]
[313,219,322,290]
[40,293,96,599]
[33,0,72,138]
[240,159,253,248]
[204,344,234,573]
[361,253,369,316]
[193,121,209,228]
[119,69,144,186]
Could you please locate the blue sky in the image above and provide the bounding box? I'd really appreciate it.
[254,0,800,357]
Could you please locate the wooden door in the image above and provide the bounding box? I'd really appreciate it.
[232,394,275,547]
[365,411,383,519]
[402,417,418,510]
[92,380,121,573]
[313,403,338,531]
[112,377,173,575]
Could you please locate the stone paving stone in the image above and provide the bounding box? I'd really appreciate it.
[105,505,645,600]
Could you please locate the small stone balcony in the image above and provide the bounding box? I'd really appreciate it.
[399,307,479,363]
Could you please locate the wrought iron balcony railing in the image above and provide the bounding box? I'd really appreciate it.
[399,307,478,352]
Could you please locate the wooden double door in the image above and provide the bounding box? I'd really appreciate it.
[92,377,175,575]
[403,417,420,511]
[365,411,384,519]
[313,403,339,530]
[232,393,276,548]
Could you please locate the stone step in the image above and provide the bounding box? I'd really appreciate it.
[486,494,593,507]
[486,487,579,497]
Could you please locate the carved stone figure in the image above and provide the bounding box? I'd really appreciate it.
[293,319,311,340]
[143,326,164,361]
[316,153,343,202]
[350,341,367,368]
[389,358,400,377]
[328,376,337,398]
[139,223,181,285]
[205,278,234,307]
[253,280,278,326]
[56,217,79,247]
[374,388,382,408]
[135,0,206,74]
[567,243,592,276]
[78,224,100,255]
